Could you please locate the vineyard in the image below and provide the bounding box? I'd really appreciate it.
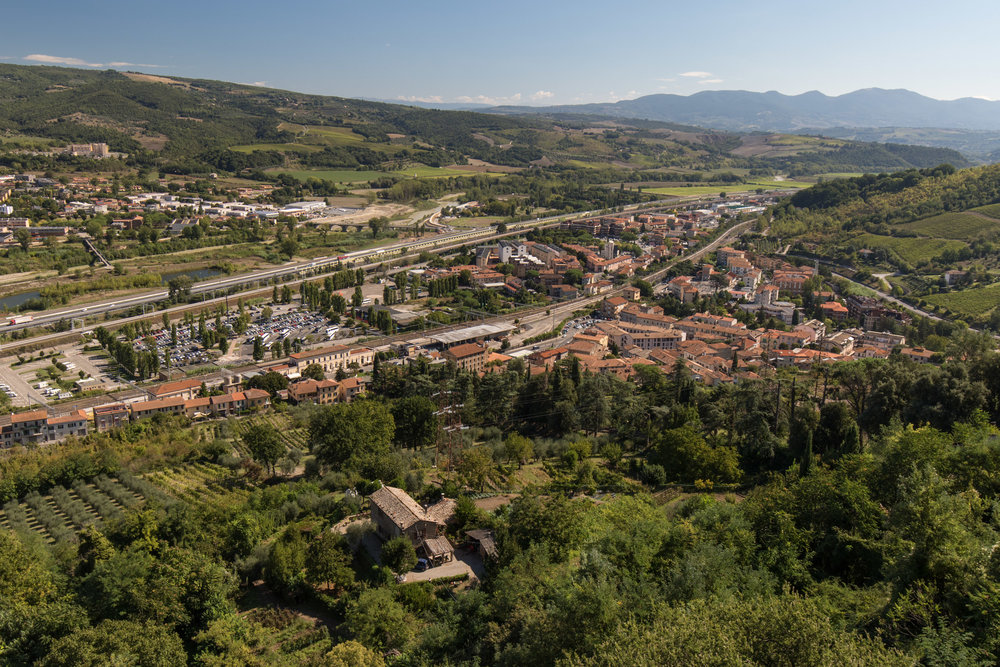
[143,462,252,507]
[0,409,318,550]
[228,412,310,459]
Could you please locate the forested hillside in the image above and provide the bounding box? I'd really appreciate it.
[0,64,971,180]
[4,342,1000,664]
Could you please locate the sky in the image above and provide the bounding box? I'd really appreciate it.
[2,0,999,105]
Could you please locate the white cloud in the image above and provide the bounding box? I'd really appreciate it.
[680,71,713,78]
[398,95,444,104]
[531,90,554,101]
[456,92,523,105]
[698,78,723,84]
[24,54,162,68]
[655,77,675,83]
[25,54,103,67]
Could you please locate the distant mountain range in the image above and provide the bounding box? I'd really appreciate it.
[487,89,1000,159]
[373,99,494,111]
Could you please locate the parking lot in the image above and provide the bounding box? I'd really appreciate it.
[0,360,53,407]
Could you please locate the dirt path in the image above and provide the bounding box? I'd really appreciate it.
[962,210,1000,223]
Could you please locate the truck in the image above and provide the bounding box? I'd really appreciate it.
[9,315,33,325]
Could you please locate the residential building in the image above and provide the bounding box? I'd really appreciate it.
[443,342,488,373]
[369,485,455,565]
[149,378,202,401]
[94,404,129,432]
[288,345,374,374]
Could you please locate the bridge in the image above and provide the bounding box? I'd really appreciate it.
[82,237,113,269]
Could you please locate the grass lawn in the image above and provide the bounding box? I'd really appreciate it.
[394,165,470,179]
[447,216,505,229]
[923,283,1000,316]
[897,212,1000,240]
[855,233,968,265]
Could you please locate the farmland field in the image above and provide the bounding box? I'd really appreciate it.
[266,168,387,183]
[144,462,251,506]
[745,179,814,189]
[266,165,470,183]
[813,172,865,180]
[230,142,323,154]
[923,283,1000,316]
[971,203,1000,219]
[0,476,149,545]
[644,181,810,196]
[897,212,1000,240]
[854,233,968,265]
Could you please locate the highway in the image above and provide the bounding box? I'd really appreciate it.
[0,197,711,336]
[0,194,753,359]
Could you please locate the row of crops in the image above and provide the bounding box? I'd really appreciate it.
[0,411,314,547]
[0,474,153,545]
[143,461,252,507]
[229,413,309,457]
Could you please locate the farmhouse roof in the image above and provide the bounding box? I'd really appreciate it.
[370,485,430,531]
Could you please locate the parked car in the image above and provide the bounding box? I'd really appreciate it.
[414,558,430,572]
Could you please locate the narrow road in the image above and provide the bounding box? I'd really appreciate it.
[832,271,943,322]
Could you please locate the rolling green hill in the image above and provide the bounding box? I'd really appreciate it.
[0,64,973,182]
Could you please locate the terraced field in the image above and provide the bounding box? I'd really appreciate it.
[230,413,309,457]
[144,462,252,506]
[0,475,147,545]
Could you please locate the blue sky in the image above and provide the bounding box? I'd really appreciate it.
[2,0,998,104]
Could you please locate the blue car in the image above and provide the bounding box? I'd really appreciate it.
[414,558,430,572]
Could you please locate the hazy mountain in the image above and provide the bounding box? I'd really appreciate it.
[491,88,1000,131]
[489,89,1000,158]
[367,99,494,111]
[0,65,970,172]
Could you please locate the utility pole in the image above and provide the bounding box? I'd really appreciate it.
[433,384,464,472]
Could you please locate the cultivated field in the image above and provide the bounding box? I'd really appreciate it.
[643,180,811,196]
[923,283,1000,316]
[855,233,968,265]
[897,212,1000,240]
[265,165,471,183]
[0,473,168,545]
[971,203,1000,219]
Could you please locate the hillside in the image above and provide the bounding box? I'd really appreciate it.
[772,164,1000,325]
[491,88,1000,132]
[0,65,971,180]
[490,88,1000,158]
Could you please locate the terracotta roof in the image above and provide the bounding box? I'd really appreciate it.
[445,343,487,360]
[132,395,186,412]
[289,344,349,361]
[46,410,87,425]
[150,378,201,397]
[370,485,429,531]
[424,497,457,524]
[94,403,128,415]
[12,409,48,424]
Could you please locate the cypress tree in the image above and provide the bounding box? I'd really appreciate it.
[799,429,814,477]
